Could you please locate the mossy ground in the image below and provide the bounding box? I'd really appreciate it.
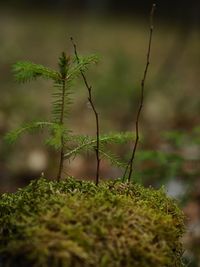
[0,178,185,267]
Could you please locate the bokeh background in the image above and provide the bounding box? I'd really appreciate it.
[0,1,200,266]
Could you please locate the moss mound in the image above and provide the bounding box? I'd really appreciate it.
[0,178,185,267]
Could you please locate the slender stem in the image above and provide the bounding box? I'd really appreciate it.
[124,4,156,182]
[71,37,100,186]
[57,79,66,181]
[57,145,64,181]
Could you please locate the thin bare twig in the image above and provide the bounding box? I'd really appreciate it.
[70,37,100,186]
[124,3,156,182]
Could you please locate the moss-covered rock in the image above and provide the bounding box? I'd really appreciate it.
[0,178,185,267]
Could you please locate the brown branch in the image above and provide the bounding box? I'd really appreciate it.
[57,141,64,181]
[124,3,156,182]
[70,37,100,186]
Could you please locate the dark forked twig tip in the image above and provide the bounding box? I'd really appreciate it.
[70,37,79,62]
[70,37,75,48]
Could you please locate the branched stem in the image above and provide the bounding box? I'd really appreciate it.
[124,3,156,182]
[71,37,100,186]
[57,79,66,181]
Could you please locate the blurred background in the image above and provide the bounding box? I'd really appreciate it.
[0,1,200,266]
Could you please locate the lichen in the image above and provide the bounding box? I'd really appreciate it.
[0,178,185,267]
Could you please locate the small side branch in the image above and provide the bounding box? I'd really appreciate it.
[124,3,156,182]
[71,37,100,186]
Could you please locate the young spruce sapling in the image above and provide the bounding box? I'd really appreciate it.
[5,48,134,183]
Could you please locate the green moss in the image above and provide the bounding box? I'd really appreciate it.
[0,178,185,267]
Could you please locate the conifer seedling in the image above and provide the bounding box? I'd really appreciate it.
[5,49,134,183]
